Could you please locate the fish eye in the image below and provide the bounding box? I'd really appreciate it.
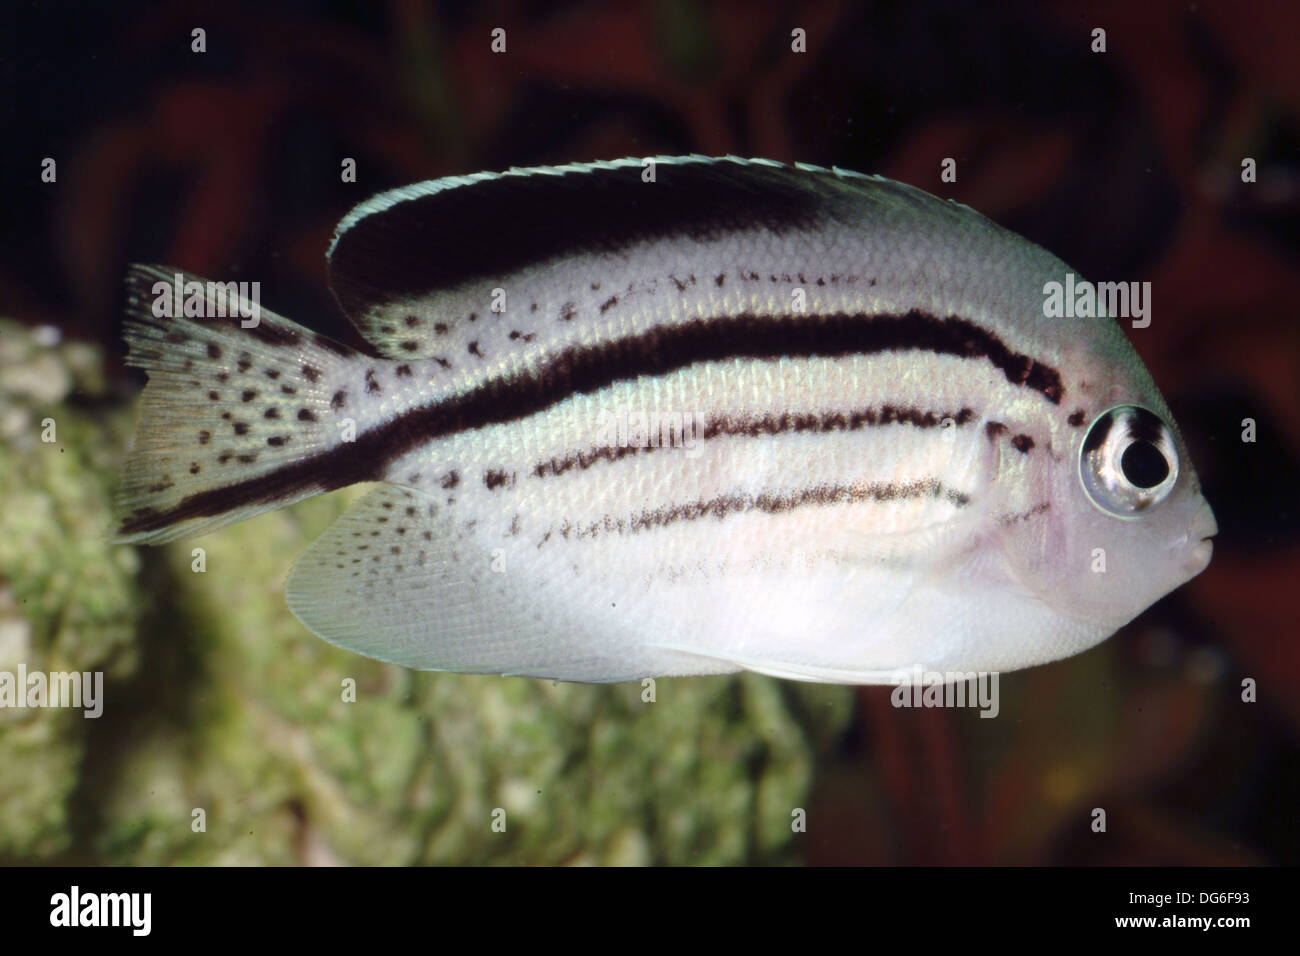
[1079,405,1179,518]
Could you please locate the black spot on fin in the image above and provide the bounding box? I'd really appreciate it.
[115,264,360,544]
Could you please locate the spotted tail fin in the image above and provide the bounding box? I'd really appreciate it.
[115,265,361,544]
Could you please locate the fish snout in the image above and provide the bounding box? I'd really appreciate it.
[1180,502,1218,577]
[1184,536,1214,577]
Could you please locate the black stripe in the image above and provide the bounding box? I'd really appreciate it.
[119,310,1061,537]
[533,405,976,479]
[1082,409,1113,455]
[1125,406,1166,444]
[998,502,1051,526]
[561,479,969,542]
[328,161,824,316]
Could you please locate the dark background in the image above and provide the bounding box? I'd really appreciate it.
[1,0,1297,864]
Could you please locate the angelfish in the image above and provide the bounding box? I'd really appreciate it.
[116,156,1216,683]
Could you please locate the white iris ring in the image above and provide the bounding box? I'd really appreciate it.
[1078,404,1180,519]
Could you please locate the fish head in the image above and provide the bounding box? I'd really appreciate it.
[998,374,1216,653]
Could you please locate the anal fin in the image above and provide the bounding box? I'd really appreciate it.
[285,484,669,680]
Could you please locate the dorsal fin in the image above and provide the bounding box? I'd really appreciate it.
[325,155,963,359]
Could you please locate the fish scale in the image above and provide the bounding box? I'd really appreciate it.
[116,155,1216,683]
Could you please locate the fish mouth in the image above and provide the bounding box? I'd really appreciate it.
[1185,535,1214,577]
[1180,503,1217,577]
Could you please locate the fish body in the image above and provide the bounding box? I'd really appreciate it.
[117,156,1216,683]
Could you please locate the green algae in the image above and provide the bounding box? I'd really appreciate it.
[0,320,853,865]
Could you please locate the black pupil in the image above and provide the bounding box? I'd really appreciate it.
[1121,440,1169,488]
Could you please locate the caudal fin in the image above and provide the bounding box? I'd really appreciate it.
[115,265,359,544]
